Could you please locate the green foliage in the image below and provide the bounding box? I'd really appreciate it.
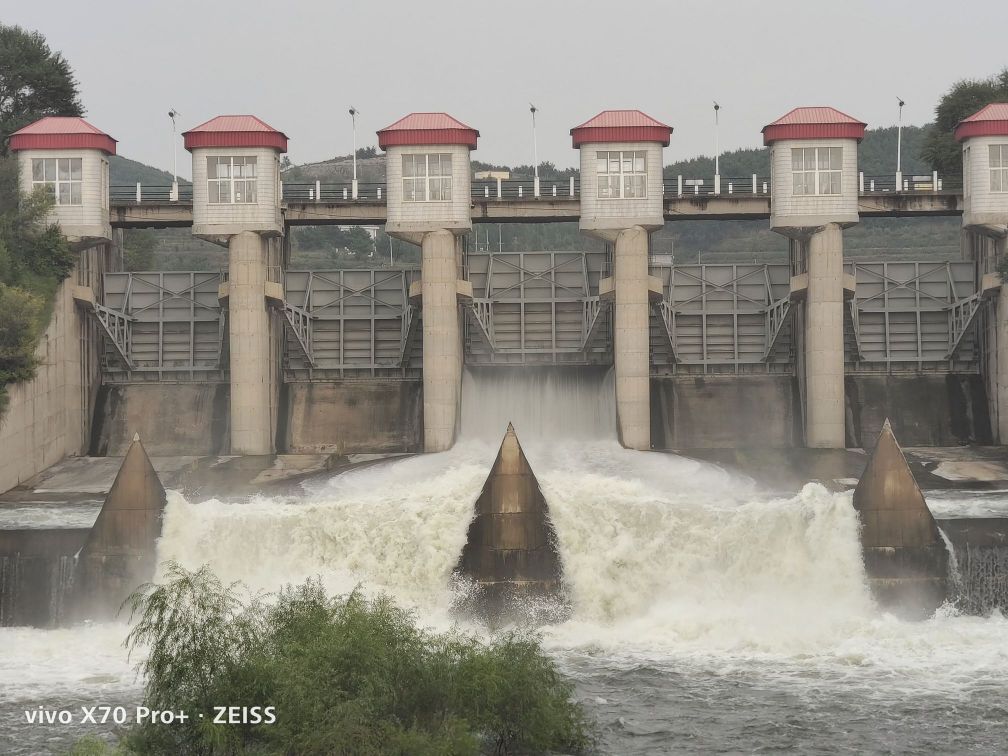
[65,735,132,755]
[121,230,158,271]
[121,563,593,755]
[922,69,1008,181]
[0,154,74,410]
[292,224,376,262]
[0,283,44,413]
[0,23,83,151]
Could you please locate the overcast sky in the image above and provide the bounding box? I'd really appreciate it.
[7,0,1007,178]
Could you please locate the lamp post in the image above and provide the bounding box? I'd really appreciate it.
[530,103,540,198]
[349,106,359,199]
[896,97,905,192]
[713,102,721,195]
[168,109,180,201]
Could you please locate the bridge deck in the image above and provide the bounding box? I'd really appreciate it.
[109,191,963,229]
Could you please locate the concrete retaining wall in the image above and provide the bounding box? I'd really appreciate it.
[650,375,801,449]
[89,383,230,456]
[279,380,423,454]
[0,245,110,494]
[0,529,88,627]
[845,374,992,448]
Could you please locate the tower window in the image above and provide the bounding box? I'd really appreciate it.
[596,151,647,199]
[207,156,257,203]
[31,158,82,205]
[791,147,842,195]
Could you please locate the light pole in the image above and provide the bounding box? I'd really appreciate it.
[530,103,540,198]
[349,106,359,199]
[896,97,905,191]
[713,101,721,195]
[168,109,180,201]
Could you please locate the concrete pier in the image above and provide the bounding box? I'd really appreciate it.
[421,229,462,452]
[454,423,565,622]
[228,231,273,455]
[993,237,1008,444]
[74,434,167,618]
[613,226,651,450]
[804,224,846,448]
[853,419,948,617]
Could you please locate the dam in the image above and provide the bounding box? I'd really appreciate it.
[2,104,1008,754]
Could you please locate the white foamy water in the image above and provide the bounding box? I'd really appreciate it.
[3,369,1008,753]
[0,503,101,530]
[925,488,1008,519]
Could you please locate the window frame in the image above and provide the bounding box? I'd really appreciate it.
[790,146,842,197]
[595,150,647,200]
[989,144,1008,193]
[206,156,258,204]
[401,153,453,202]
[31,157,83,206]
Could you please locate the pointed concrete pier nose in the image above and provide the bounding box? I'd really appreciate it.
[74,433,168,619]
[453,423,567,624]
[853,419,949,618]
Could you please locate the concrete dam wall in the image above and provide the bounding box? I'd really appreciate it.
[85,370,993,456]
[0,244,111,493]
[845,374,992,448]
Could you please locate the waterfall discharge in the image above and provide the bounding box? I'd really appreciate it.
[460,366,615,442]
[152,367,877,654]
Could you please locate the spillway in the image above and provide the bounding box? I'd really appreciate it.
[3,367,1008,753]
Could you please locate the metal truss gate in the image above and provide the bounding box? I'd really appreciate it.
[282,269,421,379]
[649,264,795,375]
[845,261,980,372]
[463,251,612,366]
[93,271,226,381]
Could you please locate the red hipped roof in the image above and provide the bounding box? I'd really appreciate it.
[377,113,479,150]
[570,110,672,147]
[8,117,117,155]
[183,115,288,152]
[762,107,866,145]
[954,103,1008,141]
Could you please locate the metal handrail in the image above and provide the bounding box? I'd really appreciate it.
[107,171,962,205]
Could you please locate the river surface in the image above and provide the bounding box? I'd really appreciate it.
[2,370,1008,753]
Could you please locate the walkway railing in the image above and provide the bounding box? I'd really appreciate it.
[110,171,961,206]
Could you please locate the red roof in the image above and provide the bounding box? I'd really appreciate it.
[183,115,288,152]
[8,116,117,155]
[954,103,1008,141]
[570,110,672,147]
[377,113,479,150]
[762,107,866,145]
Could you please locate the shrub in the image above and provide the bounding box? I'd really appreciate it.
[121,563,592,755]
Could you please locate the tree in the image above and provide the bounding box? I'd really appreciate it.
[0,24,83,152]
[922,69,1008,182]
[122,229,158,271]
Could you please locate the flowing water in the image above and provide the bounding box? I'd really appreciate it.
[3,369,1008,753]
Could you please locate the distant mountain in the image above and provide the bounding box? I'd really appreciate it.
[108,155,189,187]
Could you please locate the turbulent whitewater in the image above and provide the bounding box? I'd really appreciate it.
[3,368,1008,753]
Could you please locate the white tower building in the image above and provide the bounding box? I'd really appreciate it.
[763,107,866,448]
[9,116,115,243]
[378,113,480,452]
[956,104,1008,441]
[571,110,672,450]
[183,115,289,455]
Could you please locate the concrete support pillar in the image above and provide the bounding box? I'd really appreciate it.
[994,236,1008,444]
[228,231,272,455]
[613,226,651,450]
[804,223,846,448]
[421,229,461,452]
